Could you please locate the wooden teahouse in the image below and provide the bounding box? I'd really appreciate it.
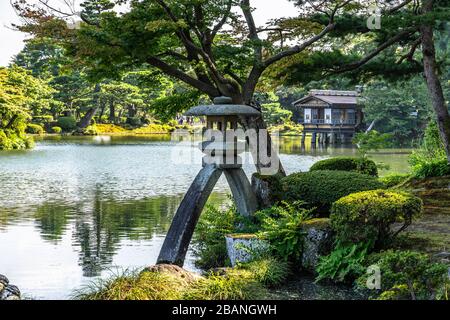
[293,90,364,145]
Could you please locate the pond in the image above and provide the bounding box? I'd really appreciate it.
[0,135,411,299]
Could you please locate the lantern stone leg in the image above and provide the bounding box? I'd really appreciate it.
[157,164,222,266]
[224,169,258,217]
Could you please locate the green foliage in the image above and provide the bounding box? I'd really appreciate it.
[410,122,450,178]
[310,157,378,177]
[192,204,238,269]
[240,257,290,287]
[57,116,77,131]
[353,131,393,157]
[74,266,267,301]
[73,269,187,300]
[256,202,313,262]
[0,65,53,150]
[26,124,44,135]
[316,242,371,284]
[361,78,434,146]
[182,269,266,300]
[281,171,384,213]
[150,90,202,123]
[261,102,293,126]
[126,117,142,127]
[83,125,99,136]
[356,250,450,300]
[379,173,411,188]
[411,159,450,178]
[32,115,54,124]
[331,190,423,247]
[51,126,62,134]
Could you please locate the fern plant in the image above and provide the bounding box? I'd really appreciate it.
[315,242,373,284]
[256,201,313,263]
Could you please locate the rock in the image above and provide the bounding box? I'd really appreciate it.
[0,274,9,293]
[434,252,450,264]
[0,275,21,301]
[144,264,202,284]
[225,234,269,267]
[301,219,334,273]
[251,173,283,208]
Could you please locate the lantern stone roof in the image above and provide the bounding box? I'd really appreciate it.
[185,96,261,117]
[292,90,360,108]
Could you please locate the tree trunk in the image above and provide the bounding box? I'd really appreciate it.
[109,100,116,123]
[78,84,101,129]
[421,0,450,163]
[79,107,98,129]
[98,101,106,122]
[127,104,136,118]
[228,91,286,177]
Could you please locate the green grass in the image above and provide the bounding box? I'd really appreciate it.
[240,257,290,287]
[72,269,188,300]
[72,266,269,301]
[182,269,266,300]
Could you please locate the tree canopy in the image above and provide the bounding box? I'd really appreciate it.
[0,65,54,149]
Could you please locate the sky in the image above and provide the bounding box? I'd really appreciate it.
[0,0,297,67]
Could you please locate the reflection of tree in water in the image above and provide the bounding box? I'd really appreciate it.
[72,191,183,277]
[33,203,73,242]
[27,189,228,277]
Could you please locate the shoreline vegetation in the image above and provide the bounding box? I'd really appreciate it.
[26,122,305,137]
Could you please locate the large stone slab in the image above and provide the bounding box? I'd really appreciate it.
[301,219,334,273]
[225,234,269,267]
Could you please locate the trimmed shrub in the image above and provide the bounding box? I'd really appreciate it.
[310,157,378,177]
[26,124,44,135]
[356,250,450,300]
[331,190,423,247]
[57,116,77,131]
[51,126,62,134]
[379,173,411,188]
[281,170,384,213]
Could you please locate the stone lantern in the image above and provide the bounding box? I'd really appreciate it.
[157,96,260,266]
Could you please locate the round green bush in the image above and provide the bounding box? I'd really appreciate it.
[281,170,384,213]
[57,116,77,131]
[26,124,44,135]
[51,126,62,134]
[310,157,378,177]
[126,117,142,127]
[331,190,423,246]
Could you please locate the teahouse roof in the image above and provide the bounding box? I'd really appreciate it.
[185,96,261,117]
[293,90,360,108]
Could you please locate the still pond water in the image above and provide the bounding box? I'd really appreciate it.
[0,135,410,299]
